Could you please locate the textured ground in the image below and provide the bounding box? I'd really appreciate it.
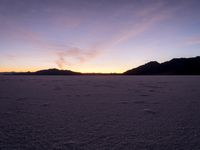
[0,75,200,150]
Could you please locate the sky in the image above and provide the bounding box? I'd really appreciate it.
[0,0,200,73]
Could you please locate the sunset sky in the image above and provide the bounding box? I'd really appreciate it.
[0,0,200,73]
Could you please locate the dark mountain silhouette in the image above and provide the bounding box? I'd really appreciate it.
[34,69,81,75]
[12,69,81,75]
[124,56,200,75]
[2,56,200,75]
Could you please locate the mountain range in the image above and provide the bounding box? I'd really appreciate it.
[124,56,200,75]
[2,56,200,75]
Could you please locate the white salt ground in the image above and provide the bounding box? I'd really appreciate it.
[0,75,200,150]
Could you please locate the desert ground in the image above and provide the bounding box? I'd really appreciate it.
[0,75,200,150]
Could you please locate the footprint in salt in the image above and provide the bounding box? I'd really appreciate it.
[85,94,91,97]
[119,101,129,104]
[134,100,145,104]
[53,86,62,91]
[149,89,155,92]
[41,103,50,107]
[63,140,81,149]
[41,83,47,86]
[140,94,149,97]
[143,108,157,115]
[16,97,26,102]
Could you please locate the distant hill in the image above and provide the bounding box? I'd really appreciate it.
[12,69,81,75]
[124,56,200,75]
[34,69,81,75]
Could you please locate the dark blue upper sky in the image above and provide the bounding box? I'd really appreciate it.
[0,0,200,72]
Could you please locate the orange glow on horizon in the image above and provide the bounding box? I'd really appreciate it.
[0,67,44,73]
[0,66,126,73]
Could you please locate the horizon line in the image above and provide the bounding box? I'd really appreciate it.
[1,55,199,74]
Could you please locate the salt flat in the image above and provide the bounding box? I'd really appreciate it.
[0,75,200,150]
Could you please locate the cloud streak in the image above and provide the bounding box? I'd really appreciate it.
[55,47,101,69]
[185,37,200,45]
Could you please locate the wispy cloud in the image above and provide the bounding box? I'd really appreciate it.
[55,48,101,69]
[55,52,68,69]
[5,54,16,60]
[110,0,185,47]
[185,37,200,45]
[111,15,166,47]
